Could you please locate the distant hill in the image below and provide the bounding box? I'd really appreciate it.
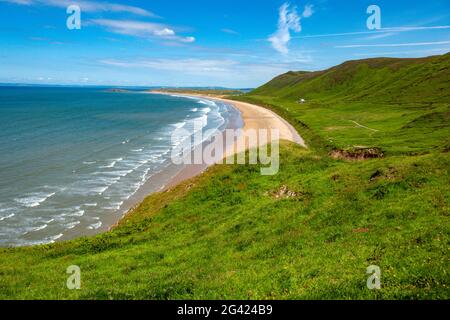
[252,53,450,104]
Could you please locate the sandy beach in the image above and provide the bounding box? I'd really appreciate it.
[153,91,306,190]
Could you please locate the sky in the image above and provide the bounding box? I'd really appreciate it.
[0,0,449,88]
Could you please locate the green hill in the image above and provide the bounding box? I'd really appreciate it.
[0,54,448,299]
[239,53,450,157]
[252,53,450,104]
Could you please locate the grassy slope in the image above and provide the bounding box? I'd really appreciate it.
[241,53,450,156]
[0,55,449,299]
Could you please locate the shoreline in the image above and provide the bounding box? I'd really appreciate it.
[137,91,306,194]
[17,91,306,244]
[109,91,306,232]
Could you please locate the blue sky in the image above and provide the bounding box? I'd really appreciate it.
[0,0,449,87]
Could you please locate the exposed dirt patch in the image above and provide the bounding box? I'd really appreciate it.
[352,228,370,233]
[329,147,384,161]
[186,183,195,190]
[267,185,299,199]
[331,174,340,181]
[369,167,397,181]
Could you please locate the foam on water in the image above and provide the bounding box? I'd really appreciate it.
[65,221,81,230]
[14,191,56,208]
[28,224,48,233]
[87,221,102,230]
[101,157,123,168]
[0,213,15,222]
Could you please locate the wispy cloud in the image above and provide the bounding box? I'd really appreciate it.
[293,25,450,39]
[99,58,237,73]
[221,28,239,35]
[353,47,450,57]
[336,40,450,48]
[0,0,157,17]
[29,36,65,44]
[363,32,397,40]
[302,4,314,18]
[268,2,314,55]
[90,19,195,43]
[1,0,33,4]
[98,56,313,86]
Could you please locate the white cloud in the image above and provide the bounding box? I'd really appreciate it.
[0,0,157,17]
[90,19,195,43]
[302,4,314,18]
[268,3,313,55]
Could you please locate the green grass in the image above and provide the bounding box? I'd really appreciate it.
[233,53,450,156]
[235,96,449,156]
[0,54,449,299]
[251,54,450,105]
[0,144,448,299]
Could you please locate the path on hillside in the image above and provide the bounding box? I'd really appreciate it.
[350,120,379,132]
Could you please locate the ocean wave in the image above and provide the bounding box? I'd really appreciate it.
[25,223,48,233]
[62,207,85,217]
[201,107,212,114]
[83,161,97,165]
[0,213,15,221]
[132,148,143,152]
[198,99,216,108]
[120,160,146,171]
[100,157,123,168]
[168,94,187,98]
[26,233,63,245]
[95,170,132,177]
[17,232,63,246]
[14,191,56,208]
[102,201,123,210]
[49,233,63,243]
[65,221,81,230]
[141,168,151,183]
[87,221,102,230]
[172,122,186,129]
[93,186,109,195]
[84,203,97,207]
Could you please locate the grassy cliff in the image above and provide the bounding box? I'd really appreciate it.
[0,54,448,299]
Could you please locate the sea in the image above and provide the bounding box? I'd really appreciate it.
[0,86,241,246]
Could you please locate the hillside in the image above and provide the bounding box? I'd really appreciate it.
[238,53,450,157]
[0,54,448,299]
[252,53,450,104]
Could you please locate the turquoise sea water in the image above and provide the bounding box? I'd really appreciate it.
[0,87,238,246]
